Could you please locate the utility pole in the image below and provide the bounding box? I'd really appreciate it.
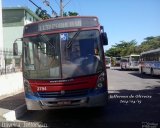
[59,0,71,17]
[60,0,63,17]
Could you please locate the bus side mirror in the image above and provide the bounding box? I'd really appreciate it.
[101,32,108,45]
[13,38,22,56]
[13,42,18,56]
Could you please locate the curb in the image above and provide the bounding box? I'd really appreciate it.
[2,104,27,121]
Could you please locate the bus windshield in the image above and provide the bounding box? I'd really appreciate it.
[131,56,139,61]
[23,30,103,79]
[105,57,111,63]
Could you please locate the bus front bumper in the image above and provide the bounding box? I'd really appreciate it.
[25,92,108,110]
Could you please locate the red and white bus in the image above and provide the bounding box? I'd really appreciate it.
[139,48,160,76]
[14,16,108,110]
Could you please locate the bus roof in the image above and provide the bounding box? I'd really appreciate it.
[112,56,121,58]
[24,16,100,35]
[130,54,140,56]
[105,56,111,59]
[124,54,140,58]
[141,48,160,55]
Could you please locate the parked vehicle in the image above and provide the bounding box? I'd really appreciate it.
[120,54,140,70]
[139,48,160,76]
[105,56,111,68]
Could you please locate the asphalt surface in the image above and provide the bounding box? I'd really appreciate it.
[15,67,160,128]
[0,92,25,122]
[0,93,25,110]
[0,67,159,128]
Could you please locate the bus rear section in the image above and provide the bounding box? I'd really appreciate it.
[120,58,128,70]
[20,16,108,110]
[129,55,140,70]
[139,48,160,76]
[120,54,140,70]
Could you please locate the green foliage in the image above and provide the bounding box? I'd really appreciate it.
[63,11,79,16]
[106,40,137,57]
[139,36,160,52]
[105,36,160,57]
[35,8,51,20]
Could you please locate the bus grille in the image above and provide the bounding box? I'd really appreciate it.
[37,89,89,98]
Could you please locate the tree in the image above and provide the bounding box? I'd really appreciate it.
[105,40,137,57]
[63,11,79,16]
[138,36,160,52]
[105,36,160,57]
[105,47,119,57]
[35,8,51,20]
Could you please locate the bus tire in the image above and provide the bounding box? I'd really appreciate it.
[125,65,127,70]
[150,68,154,76]
[140,67,145,78]
[140,67,143,74]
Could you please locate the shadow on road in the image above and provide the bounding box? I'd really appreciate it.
[129,72,160,79]
[110,67,139,72]
[106,86,160,128]
[0,92,25,110]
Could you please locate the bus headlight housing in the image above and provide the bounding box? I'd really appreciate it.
[97,83,103,88]
[96,72,105,89]
[24,79,33,94]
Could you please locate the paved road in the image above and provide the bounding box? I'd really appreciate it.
[17,67,160,128]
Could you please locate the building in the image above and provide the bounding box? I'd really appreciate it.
[0,1,4,68]
[2,7,41,51]
[0,7,41,72]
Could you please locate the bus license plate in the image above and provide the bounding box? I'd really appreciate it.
[58,101,71,105]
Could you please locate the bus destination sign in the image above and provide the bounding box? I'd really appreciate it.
[24,17,98,34]
[39,19,82,32]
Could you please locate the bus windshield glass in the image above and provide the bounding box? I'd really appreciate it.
[131,56,139,61]
[23,30,103,79]
[105,57,111,63]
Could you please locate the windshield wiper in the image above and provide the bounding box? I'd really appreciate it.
[38,34,56,57]
[40,34,55,49]
[66,30,81,48]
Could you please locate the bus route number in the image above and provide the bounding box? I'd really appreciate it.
[37,87,47,91]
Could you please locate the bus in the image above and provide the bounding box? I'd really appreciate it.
[105,56,111,68]
[120,54,140,70]
[139,48,160,76]
[13,16,108,110]
[113,57,121,66]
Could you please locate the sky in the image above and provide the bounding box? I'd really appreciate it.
[2,0,160,51]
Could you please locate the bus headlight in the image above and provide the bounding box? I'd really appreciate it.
[24,79,33,94]
[97,83,103,88]
[96,72,105,89]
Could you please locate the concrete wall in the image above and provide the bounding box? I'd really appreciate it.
[3,26,23,52]
[0,7,40,98]
[0,72,24,98]
[2,8,39,53]
[0,0,3,50]
[0,0,4,68]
